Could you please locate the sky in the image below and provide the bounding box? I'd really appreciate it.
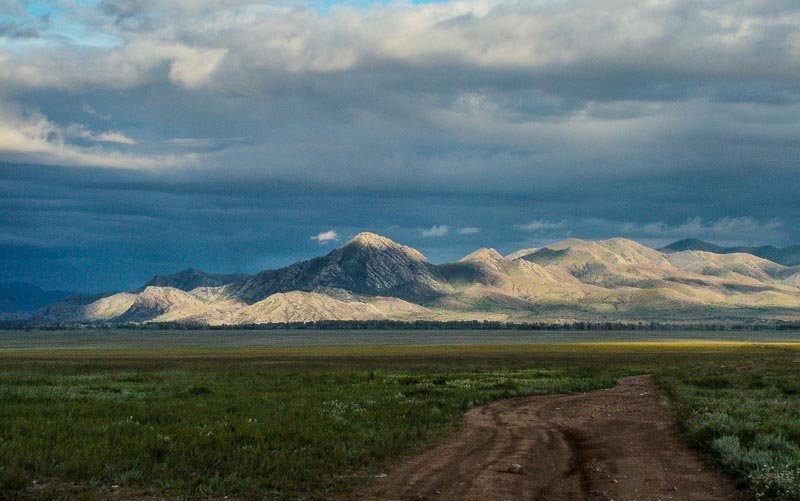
[1,0,799,292]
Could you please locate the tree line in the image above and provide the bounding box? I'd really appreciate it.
[5,319,800,331]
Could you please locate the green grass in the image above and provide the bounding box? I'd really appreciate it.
[0,340,799,499]
[655,346,800,500]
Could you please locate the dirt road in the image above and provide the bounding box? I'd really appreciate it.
[367,376,748,500]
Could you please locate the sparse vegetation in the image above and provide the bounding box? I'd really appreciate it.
[0,345,617,499]
[656,348,800,500]
[0,334,799,499]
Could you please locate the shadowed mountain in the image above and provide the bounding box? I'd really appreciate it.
[0,283,71,313]
[437,248,506,288]
[663,239,800,266]
[232,232,451,303]
[139,268,251,292]
[34,293,115,323]
[520,247,570,266]
[662,239,725,253]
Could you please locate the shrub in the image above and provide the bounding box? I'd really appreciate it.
[748,466,800,500]
[711,435,741,467]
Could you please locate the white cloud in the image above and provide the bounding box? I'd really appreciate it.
[0,102,195,169]
[457,227,480,235]
[167,137,249,148]
[0,41,227,91]
[422,225,449,237]
[93,131,137,145]
[167,47,227,89]
[1,0,799,94]
[66,125,137,145]
[311,229,338,244]
[520,220,565,232]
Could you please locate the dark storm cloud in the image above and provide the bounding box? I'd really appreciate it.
[3,162,798,291]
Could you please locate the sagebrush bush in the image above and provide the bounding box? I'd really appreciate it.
[711,435,741,466]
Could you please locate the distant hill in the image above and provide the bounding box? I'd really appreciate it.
[661,239,725,253]
[0,283,71,313]
[27,233,800,325]
[663,239,800,266]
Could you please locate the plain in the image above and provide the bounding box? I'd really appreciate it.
[0,331,799,499]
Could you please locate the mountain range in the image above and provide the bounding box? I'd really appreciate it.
[661,239,800,266]
[27,233,800,325]
[0,283,71,314]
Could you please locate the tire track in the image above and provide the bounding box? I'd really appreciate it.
[363,376,749,500]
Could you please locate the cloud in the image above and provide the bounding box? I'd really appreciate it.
[3,1,800,94]
[91,131,137,145]
[422,225,449,237]
[310,229,338,244]
[80,104,111,121]
[623,217,785,245]
[520,220,565,232]
[66,125,137,145]
[127,1,800,80]
[457,227,480,235]
[167,47,227,89]
[0,41,227,91]
[167,137,249,149]
[0,21,40,39]
[2,166,798,292]
[0,102,194,169]
[0,0,797,186]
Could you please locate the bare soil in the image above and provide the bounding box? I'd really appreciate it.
[365,376,749,500]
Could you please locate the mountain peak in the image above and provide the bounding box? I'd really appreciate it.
[599,237,659,253]
[460,247,503,264]
[602,237,642,246]
[505,247,539,261]
[546,238,588,250]
[231,231,443,303]
[348,232,397,248]
[346,232,428,262]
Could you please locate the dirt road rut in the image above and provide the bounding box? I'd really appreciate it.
[367,376,748,500]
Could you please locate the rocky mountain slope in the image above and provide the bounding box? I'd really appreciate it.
[232,232,451,303]
[33,233,800,325]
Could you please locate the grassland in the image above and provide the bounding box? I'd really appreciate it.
[0,333,799,499]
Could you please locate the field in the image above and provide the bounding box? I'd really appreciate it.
[1,330,799,499]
